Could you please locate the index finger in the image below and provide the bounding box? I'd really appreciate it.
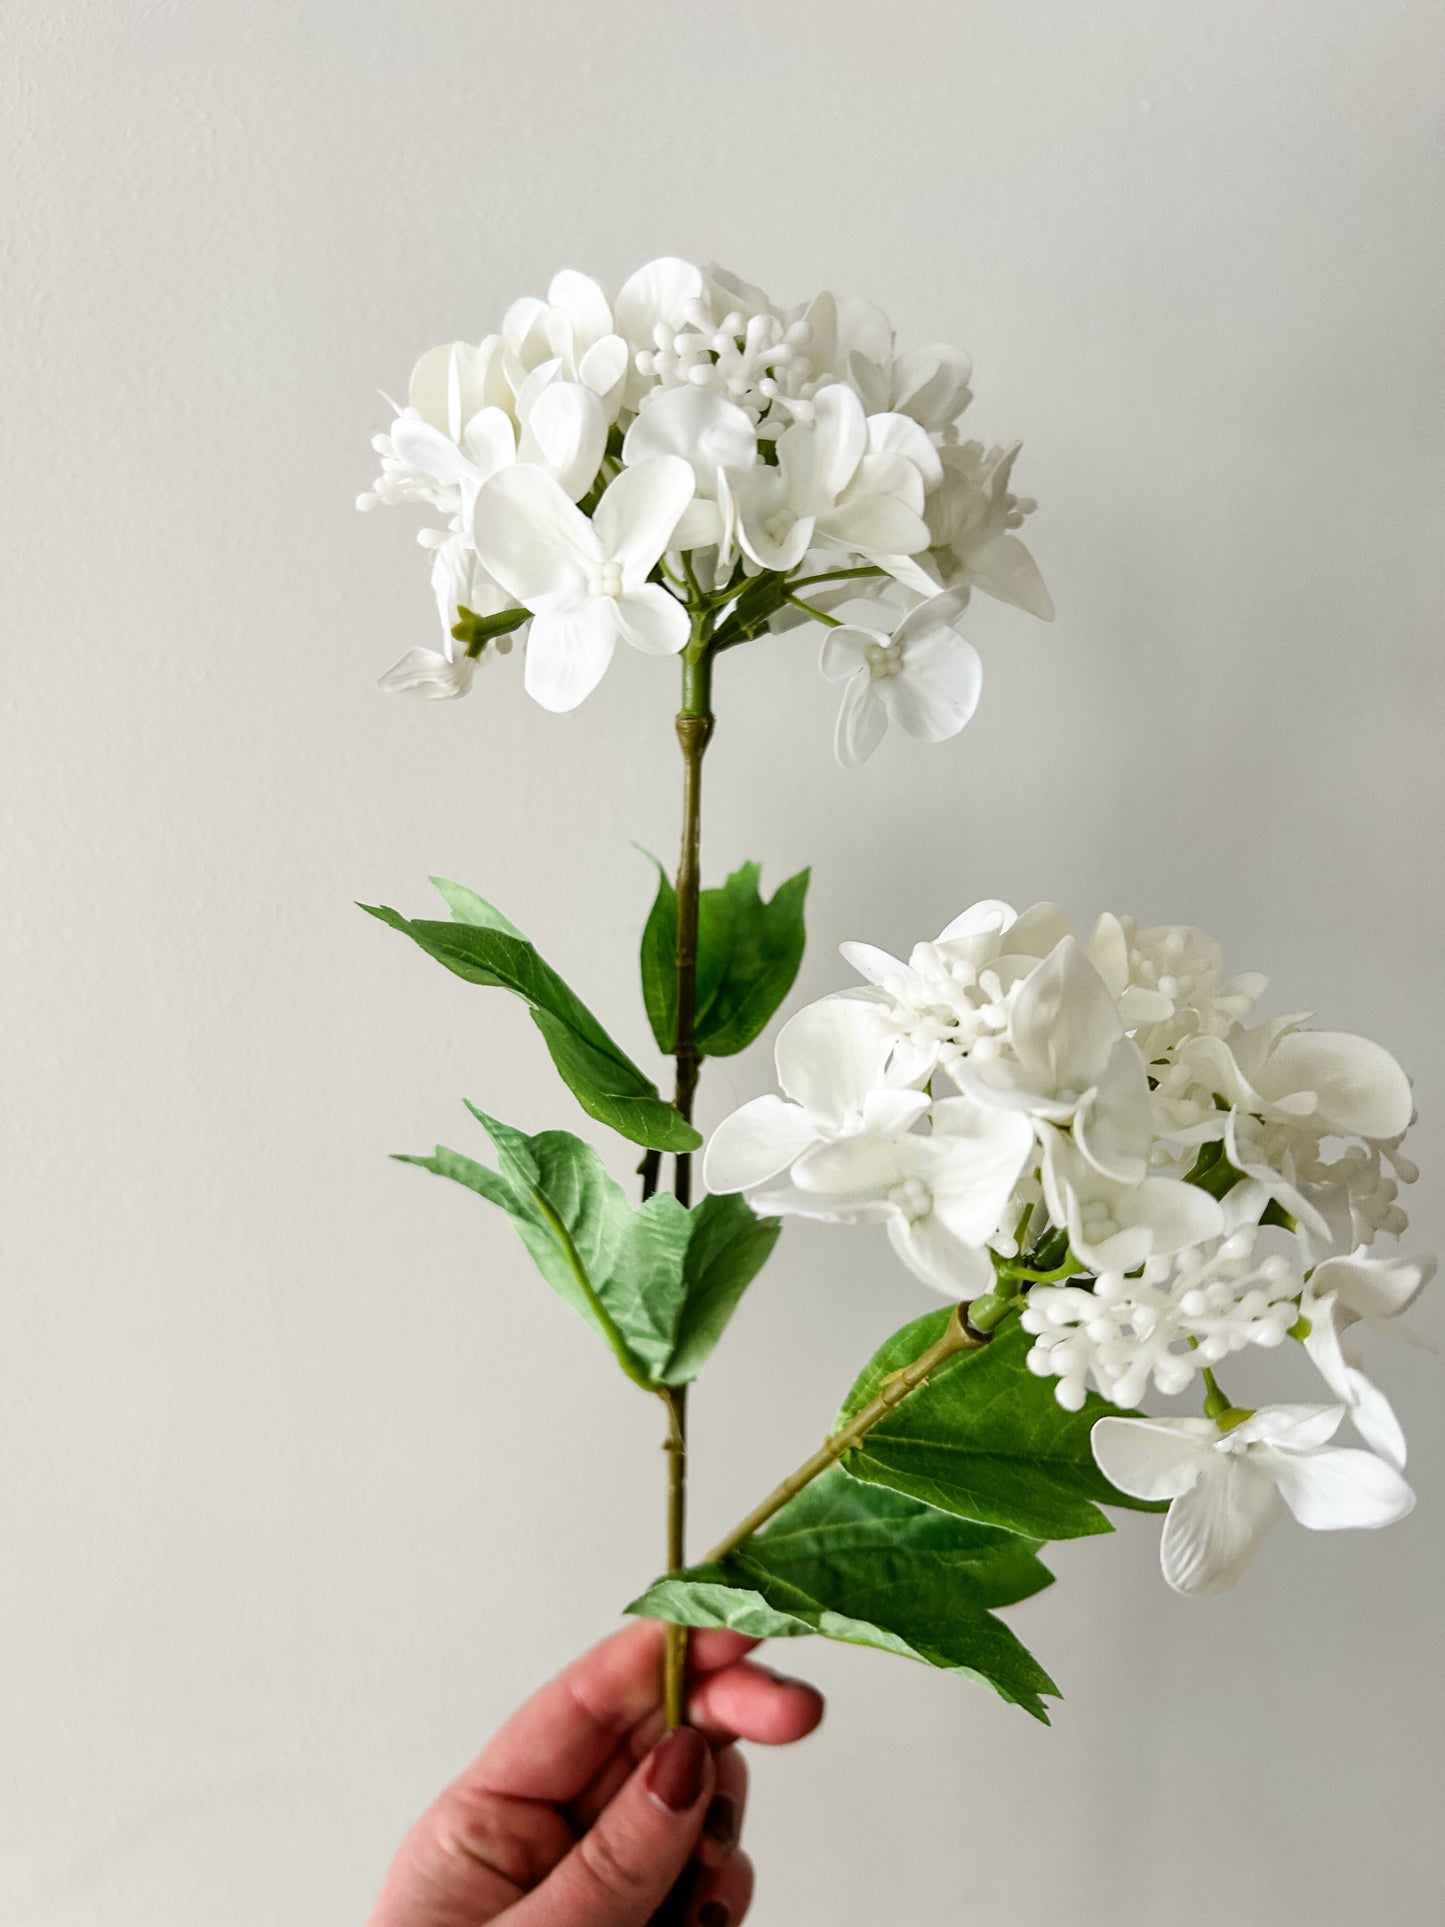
[467,1621,760,1804]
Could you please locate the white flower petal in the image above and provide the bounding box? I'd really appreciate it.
[888,1210,995,1297]
[522,602,617,712]
[1266,1444,1415,1531]
[878,633,982,743]
[517,381,607,502]
[835,672,888,767]
[1160,1455,1282,1595]
[593,457,695,576]
[965,531,1054,619]
[614,581,689,656]
[623,388,757,491]
[473,465,595,606]
[377,646,476,701]
[773,996,897,1124]
[1090,1415,1218,1500]
[1262,1029,1413,1139]
[703,1095,819,1193]
[818,625,884,683]
[614,256,704,345]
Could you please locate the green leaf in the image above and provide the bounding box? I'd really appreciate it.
[839,1313,1162,1541]
[430,876,526,938]
[640,859,809,1060]
[398,1113,777,1388]
[363,895,699,1154]
[627,1468,1058,1721]
[661,1192,781,1383]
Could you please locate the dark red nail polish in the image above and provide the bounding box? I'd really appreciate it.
[646,1726,708,1812]
[704,1791,740,1850]
[698,1902,730,1927]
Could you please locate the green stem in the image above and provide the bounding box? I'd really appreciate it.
[702,1306,987,1566]
[657,622,715,1733]
[785,593,842,626]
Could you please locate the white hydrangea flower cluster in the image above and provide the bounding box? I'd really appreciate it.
[358,259,1051,759]
[704,897,1431,1594]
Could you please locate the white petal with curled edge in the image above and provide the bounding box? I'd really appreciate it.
[859,1088,932,1134]
[593,457,696,576]
[473,465,595,605]
[1160,1455,1283,1595]
[1340,1369,1409,1469]
[808,385,869,501]
[822,492,931,557]
[1228,1403,1345,1452]
[1073,1038,1153,1186]
[578,335,629,414]
[839,941,908,985]
[614,256,704,346]
[818,625,883,683]
[389,416,477,486]
[518,382,607,502]
[702,1095,820,1194]
[623,387,757,490]
[1266,1444,1415,1531]
[614,582,689,657]
[966,531,1055,620]
[773,997,896,1124]
[546,269,614,349]
[834,672,888,767]
[864,411,944,489]
[461,406,518,482]
[522,602,617,713]
[1090,1415,1219,1500]
[377,647,476,701]
[1312,1250,1435,1324]
[1261,1030,1413,1139]
[937,900,1017,941]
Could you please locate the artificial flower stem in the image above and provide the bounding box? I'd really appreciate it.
[702,1306,988,1567]
[659,1383,689,1731]
[659,623,716,1733]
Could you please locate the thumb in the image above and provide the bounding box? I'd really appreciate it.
[512,1725,714,1926]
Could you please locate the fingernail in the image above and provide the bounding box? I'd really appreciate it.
[704,1792,740,1851]
[698,1903,730,1927]
[646,1726,709,1812]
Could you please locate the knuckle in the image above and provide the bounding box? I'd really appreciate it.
[574,1819,652,1904]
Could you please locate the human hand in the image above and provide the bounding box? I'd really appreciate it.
[366,1619,825,1927]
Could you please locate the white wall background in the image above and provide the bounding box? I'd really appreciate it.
[3,3,1443,1921]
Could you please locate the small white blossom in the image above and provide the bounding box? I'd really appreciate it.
[471,458,694,712]
[1092,1406,1415,1595]
[819,592,982,767]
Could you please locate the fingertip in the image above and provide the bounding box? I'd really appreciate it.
[690,1661,826,1745]
[686,1629,759,1673]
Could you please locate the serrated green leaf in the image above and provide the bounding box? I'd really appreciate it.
[399,1113,776,1387]
[661,1192,781,1383]
[840,1315,1161,1540]
[627,1469,1058,1721]
[363,897,698,1154]
[640,859,809,1060]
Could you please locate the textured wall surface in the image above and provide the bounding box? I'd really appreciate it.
[3,3,1443,1922]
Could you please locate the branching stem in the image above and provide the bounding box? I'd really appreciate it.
[702,1306,987,1566]
[655,626,715,1732]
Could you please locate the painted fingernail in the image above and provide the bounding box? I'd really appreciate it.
[646,1726,709,1812]
[704,1792,740,1850]
[698,1903,730,1927]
